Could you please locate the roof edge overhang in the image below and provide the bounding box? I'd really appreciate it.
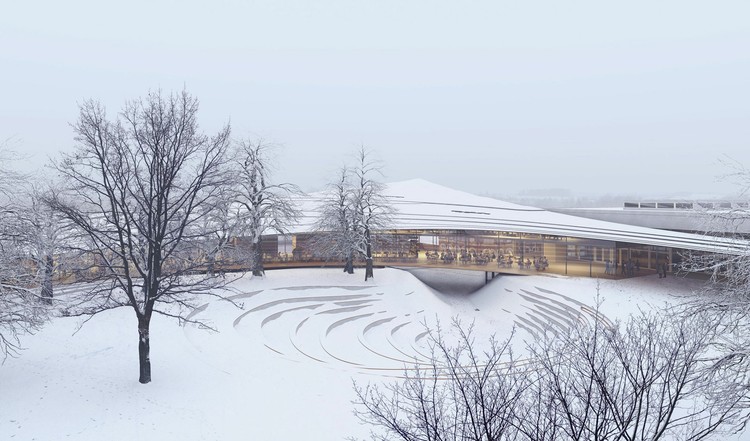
[287,179,750,256]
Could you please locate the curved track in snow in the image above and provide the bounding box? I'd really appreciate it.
[187,285,436,373]
[183,274,613,375]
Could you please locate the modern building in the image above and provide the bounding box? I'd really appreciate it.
[262,179,748,278]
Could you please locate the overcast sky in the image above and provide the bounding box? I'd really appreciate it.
[2,0,749,198]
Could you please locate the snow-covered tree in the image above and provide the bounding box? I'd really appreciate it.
[354,306,746,441]
[48,90,234,383]
[351,147,392,280]
[314,147,392,280]
[195,183,244,276]
[312,167,358,273]
[522,307,744,441]
[678,160,750,414]
[0,145,48,360]
[354,320,524,441]
[233,139,300,277]
[0,235,46,361]
[12,183,71,304]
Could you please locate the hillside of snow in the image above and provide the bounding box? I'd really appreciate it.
[0,268,739,440]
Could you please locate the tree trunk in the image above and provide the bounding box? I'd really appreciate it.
[206,252,216,276]
[365,257,373,280]
[251,242,264,277]
[138,315,151,384]
[207,236,227,276]
[41,254,54,305]
[345,253,354,274]
[364,230,373,280]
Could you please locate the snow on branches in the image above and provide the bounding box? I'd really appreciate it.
[313,147,393,280]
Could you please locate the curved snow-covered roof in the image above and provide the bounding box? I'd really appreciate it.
[295,178,749,255]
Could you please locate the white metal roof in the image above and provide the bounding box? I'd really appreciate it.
[293,179,750,255]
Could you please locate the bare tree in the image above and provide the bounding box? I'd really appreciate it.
[524,307,744,441]
[233,139,300,276]
[353,320,525,441]
[0,144,48,360]
[351,147,392,280]
[678,159,750,413]
[314,147,392,280]
[354,308,746,441]
[679,245,750,386]
[48,90,234,383]
[12,182,71,304]
[0,235,47,361]
[196,182,244,277]
[312,167,359,273]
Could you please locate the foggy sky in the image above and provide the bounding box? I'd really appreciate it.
[2,0,749,199]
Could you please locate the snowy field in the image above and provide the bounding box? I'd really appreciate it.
[0,268,742,440]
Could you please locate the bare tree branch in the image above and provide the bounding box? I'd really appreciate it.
[47,89,236,383]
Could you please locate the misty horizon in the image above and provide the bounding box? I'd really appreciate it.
[2,0,749,199]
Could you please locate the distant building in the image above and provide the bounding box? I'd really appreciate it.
[551,200,750,235]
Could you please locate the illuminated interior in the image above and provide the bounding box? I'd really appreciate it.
[259,230,679,279]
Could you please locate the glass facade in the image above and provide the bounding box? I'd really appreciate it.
[255,229,675,279]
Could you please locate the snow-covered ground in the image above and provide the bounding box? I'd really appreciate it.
[0,268,739,440]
